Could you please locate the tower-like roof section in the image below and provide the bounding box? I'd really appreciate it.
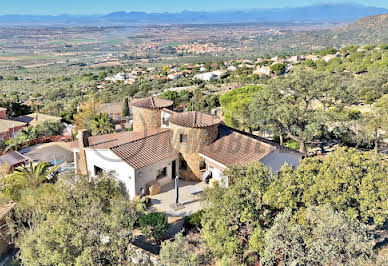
[169,111,222,128]
[131,96,173,109]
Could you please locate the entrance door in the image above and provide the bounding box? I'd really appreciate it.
[172,160,176,179]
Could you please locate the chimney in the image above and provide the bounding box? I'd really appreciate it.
[0,108,7,120]
[77,130,89,175]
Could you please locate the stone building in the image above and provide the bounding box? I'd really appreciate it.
[131,96,173,132]
[169,111,221,181]
[72,96,302,199]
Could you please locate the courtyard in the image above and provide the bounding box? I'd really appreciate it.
[149,179,207,217]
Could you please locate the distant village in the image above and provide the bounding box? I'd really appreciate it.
[101,49,343,84]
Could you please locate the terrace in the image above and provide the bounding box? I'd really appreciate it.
[148,180,207,217]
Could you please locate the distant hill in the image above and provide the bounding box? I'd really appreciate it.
[0,4,386,25]
[331,13,388,45]
[103,4,387,24]
[249,13,388,56]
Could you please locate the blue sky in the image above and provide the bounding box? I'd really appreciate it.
[1,1,387,15]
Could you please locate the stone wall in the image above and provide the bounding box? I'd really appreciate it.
[127,243,159,265]
[170,123,219,181]
[132,106,161,132]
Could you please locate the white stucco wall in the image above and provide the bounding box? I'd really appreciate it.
[84,149,137,199]
[199,153,228,187]
[259,149,302,173]
[161,111,172,128]
[135,156,179,194]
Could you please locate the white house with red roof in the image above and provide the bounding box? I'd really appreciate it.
[72,96,302,200]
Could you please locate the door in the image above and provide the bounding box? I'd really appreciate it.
[172,160,176,180]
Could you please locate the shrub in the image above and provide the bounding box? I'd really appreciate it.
[284,139,299,150]
[270,63,286,75]
[184,210,204,230]
[378,43,388,50]
[160,231,198,266]
[138,212,168,242]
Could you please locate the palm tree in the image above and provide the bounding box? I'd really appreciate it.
[90,113,114,136]
[12,161,58,190]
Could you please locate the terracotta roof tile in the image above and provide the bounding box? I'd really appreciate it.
[111,129,178,169]
[200,125,275,166]
[131,96,173,109]
[70,129,164,150]
[0,119,26,133]
[169,111,222,128]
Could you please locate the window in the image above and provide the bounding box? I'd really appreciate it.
[180,159,188,170]
[180,134,188,143]
[200,161,207,171]
[162,117,170,127]
[94,165,103,176]
[157,167,167,179]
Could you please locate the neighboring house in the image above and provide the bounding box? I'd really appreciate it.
[211,107,223,117]
[71,96,302,199]
[305,54,319,61]
[194,70,225,81]
[0,151,28,171]
[97,102,132,121]
[253,66,272,76]
[105,72,126,82]
[23,144,74,166]
[288,55,305,63]
[0,120,26,141]
[194,72,217,81]
[227,66,237,71]
[0,108,26,140]
[11,113,61,127]
[167,72,183,80]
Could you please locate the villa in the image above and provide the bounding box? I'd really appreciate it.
[71,96,302,200]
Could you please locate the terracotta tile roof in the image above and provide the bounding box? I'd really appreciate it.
[111,128,178,169]
[200,125,275,166]
[169,111,222,128]
[161,108,176,115]
[0,151,28,167]
[70,129,165,150]
[97,102,131,115]
[0,202,15,220]
[11,113,61,127]
[0,119,26,133]
[131,96,173,109]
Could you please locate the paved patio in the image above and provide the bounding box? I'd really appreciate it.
[149,180,207,217]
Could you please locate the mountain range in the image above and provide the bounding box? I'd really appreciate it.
[0,3,387,25]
